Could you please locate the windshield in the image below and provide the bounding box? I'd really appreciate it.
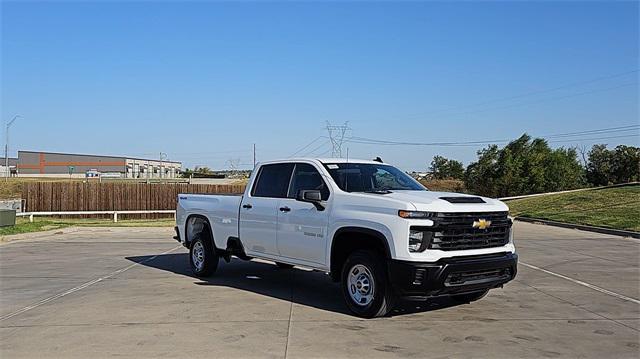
[323,163,426,192]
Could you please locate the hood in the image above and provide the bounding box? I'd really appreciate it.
[370,190,509,213]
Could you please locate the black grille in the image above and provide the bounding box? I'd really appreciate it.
[426,211,511,251]
[445,268,512,286]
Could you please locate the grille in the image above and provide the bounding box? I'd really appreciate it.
[445,268,512,286]
[427,211,511,251]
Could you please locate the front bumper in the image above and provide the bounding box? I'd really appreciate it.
[387,252,517,299]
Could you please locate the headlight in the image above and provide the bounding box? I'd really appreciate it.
[409,229,431,252]
[508,216,515,244]
[398,210,435,219]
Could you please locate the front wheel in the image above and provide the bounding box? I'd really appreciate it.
[341,250,395,318]
[189,235,218,277]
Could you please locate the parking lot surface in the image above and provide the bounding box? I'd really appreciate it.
[1,223,639,358]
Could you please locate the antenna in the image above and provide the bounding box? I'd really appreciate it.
[326,121,350,158]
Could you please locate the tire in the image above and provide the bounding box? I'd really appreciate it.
[189,233,218,277]
[275,262,294,269]
[451,290,489,303]
[341,250,395,318]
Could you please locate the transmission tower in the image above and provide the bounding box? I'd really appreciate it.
[326,121,350,158]
[227,158,241,177]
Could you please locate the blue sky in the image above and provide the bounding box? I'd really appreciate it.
[1,1,638,171]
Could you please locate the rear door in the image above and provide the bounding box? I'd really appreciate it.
[276,163,331,265]
[239,163,294,256]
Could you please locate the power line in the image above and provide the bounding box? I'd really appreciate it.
[540,125,640,139]
[548,134,639,144]
[389,82,637,123]
[303,140,331,157]
[346,125,639,147]
[376,69,639,121]
[316,148,333,157]
[348,132,639,147]
[289,136,325,157]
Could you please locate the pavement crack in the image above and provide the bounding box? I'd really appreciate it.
[283,270,294,359]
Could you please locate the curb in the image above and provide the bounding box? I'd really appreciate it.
[515,217,640,239]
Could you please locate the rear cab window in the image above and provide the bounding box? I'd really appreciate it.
[251,163,295,198]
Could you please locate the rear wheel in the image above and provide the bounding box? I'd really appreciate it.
[341,250,395,318]
[451,290,489,303]
[275,262,294,269]
[189,234,218,277]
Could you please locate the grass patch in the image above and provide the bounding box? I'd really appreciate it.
[0,180,26,200]
[419,179,466,193]
[0,177,88,200]
[0,217,174,237]
[507,185,640,232]
[0,220,69,236]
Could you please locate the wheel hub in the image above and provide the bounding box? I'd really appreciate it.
[192,242,205,271]
[347,264,375,306]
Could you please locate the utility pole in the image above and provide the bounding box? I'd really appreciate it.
[253,143,256,169]
[5,115,20,181]
[326,121,350,158]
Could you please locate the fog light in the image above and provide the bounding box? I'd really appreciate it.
[413,268,426,285]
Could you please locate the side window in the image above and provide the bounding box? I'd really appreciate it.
[289,163,330,200]
[252,163,295,198]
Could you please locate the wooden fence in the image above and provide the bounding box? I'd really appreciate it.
[22,182,246,219]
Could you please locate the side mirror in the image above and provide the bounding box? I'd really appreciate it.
[297,190,325,211]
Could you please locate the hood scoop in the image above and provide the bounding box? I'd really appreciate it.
[439,196,486,204]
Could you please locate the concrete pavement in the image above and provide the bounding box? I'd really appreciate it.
[1,223,638,358]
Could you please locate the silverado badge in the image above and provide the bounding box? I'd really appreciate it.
[473,219,492,230]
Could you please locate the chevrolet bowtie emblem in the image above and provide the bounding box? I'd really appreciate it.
[473,219,492,230]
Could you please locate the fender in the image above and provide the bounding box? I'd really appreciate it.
[184,214,217,249]
[331,226,392,259]
[328,226,394,281]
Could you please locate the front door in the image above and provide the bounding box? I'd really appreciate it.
[277,163,331,265]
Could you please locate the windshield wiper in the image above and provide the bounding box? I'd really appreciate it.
[363,190,392,194]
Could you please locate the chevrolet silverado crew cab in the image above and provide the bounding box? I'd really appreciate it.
[175,158,517,318]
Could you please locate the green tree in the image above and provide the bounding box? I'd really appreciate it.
[195,166,213,174]
[464,145,500,197]
[464,134,584,197]
[429,155,465,180]
[180,169,193,178]
[587,144,640,185]
[180,166,215,178]
[586,144,612,186]
[611,145,640,183]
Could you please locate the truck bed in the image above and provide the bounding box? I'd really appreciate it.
[176,193,243,249]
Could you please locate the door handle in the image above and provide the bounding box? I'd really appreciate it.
[242,204,253,209]
[279,206,291,212]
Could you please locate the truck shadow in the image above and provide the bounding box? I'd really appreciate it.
[126,252,463,317]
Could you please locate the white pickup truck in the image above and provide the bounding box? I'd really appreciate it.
[175,158,517,318]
